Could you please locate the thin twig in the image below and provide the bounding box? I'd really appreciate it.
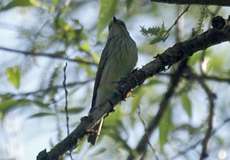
[179,68,216,159]
[202,75,230,83]
[150,0,230,6]
[175,5,182,42]
[172,117,230,159]
[158,72,230,84]
[63,63,70,135]
[0,79,93,97]
[63,62,73,160]
[164,5,190,38]
[172,138,201,159]
[196,76,216,160]
[0,46,97,65]
[129,59,188,160]
[137,106,159,160]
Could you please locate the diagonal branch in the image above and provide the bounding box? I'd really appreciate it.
[127,59,188,160]
[164,5,190,38]
[37,18,230,160]
[151,0,230,6]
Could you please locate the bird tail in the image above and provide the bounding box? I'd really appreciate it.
[88,119,104,145]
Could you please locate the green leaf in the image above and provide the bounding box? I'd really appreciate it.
[0,98,30,113]
[10,0,31,6]
[29,112,55,118]
[33,100,49,108]
[181,94,192,118]
[79,42,91,53]
[90,148,107,156]
[141,23,166,37]
[52,0,60,5]
[150,36,165,44]
[91,52,100,64]
[104,106,122,128]
[159,106,173,152]
[3,0,32,10]
[207,55,223,72]
[141,24,167,44]
[126,0,134,9]
[97,0,118,35]
[188,52,202,65]
[0,97,48,117]
[131,88,144,114]
[59,107,84,114]
[5,66,21,89]
[144,78,162,87]
[80,63,94,77]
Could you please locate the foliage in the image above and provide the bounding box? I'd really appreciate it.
[140,23,168,44]
[0,0,229,160]
[97,0,118,36]
[5,66,21,89]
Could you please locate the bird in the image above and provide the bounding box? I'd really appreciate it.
[88,17,138,145]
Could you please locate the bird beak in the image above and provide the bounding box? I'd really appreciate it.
[113,16,117,22]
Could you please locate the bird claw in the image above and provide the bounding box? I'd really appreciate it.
[126,91,133,97]
[86,128,98,135]
[154,54,168,71]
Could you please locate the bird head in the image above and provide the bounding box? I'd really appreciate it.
[108,17,129,38]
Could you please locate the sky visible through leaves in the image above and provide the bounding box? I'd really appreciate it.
[0,0,230,160]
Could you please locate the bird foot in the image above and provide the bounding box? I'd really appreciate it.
[86,128,98,135]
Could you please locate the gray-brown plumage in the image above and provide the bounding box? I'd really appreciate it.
[88,17,138,145]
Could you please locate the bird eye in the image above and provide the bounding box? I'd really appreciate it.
[117,20,126,29]
[120,21,126,28]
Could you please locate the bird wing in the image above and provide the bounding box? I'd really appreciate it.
[91,38,112,109]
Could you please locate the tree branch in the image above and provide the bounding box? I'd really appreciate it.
[158,73,230,84]
[37,17,230,160]
[172,117,230,159]
[62,62,74,160]
[0,79,93,97]
[151,0,230,6]
[0,46,97,65]
[194,73,216,160]
[164,5,190,38]
[127,59,188,160]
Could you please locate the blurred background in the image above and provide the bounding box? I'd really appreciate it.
[0,0,230,159]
